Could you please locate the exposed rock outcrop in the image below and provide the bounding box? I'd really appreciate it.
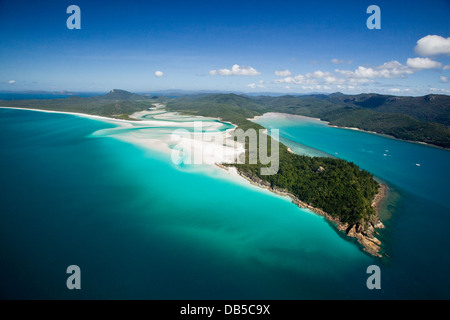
[217,164,388,258]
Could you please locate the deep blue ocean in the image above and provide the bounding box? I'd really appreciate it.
[0,93,101,100]
[0,109,449,299]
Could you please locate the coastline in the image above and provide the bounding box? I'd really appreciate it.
[2,106,388,257]
[328,124,450,151]
[0,105,245,169]
[246,113,389,257]
[218,163,387,258]
[0,106,139,124]
[254,111,449,151]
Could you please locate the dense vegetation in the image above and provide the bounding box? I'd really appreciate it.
[255,93,450,148]
[3,90,448,147]
[168,92,450,148]
[166,94,266,131]
[166,94,380,225]
[234,144,379,225]
[0,89,162,120]
[3,89,448,225]
[322,108,450,147]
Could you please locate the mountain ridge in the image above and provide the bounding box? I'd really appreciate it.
[1,89,449,147]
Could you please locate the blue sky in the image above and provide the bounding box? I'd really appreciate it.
[1,0,449,95]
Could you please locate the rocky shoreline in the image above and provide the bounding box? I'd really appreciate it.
[217,163,387,258]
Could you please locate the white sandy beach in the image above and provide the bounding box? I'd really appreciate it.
[0,105,246,179]
[250,112,324,123]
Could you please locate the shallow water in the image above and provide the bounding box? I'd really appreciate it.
[0,108,448,299]
[254,113,450,299]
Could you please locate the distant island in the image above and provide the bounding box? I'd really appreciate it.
[2,89,449,257]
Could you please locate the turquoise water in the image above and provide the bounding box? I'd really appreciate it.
[255,114,449,206]
[0,109,449,299]
[255,113,450,299]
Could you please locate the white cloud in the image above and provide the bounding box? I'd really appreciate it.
[247,82,265,89]
[298,84,332,91]
[415,35,450,56]
[274,69,292,77]
[406,57,442,69]
[305,70,333,79]
[210,64,261,76]
[154,71,164,77]
[331,58,352,65]
[274,75,318,85]
[347,78,375,85]
[8,80,16,84]
[323,76,345,85]
[274,67,376,89]
[444,65,450,70]
[275,70,337,85]
[383,88,413,94]
[273,55,446,93]
[440,76,449,83]
[336,61,414,79]
[429,87,450,93]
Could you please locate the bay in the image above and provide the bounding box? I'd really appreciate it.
[0,108,449,299]
[254,113,450,299]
